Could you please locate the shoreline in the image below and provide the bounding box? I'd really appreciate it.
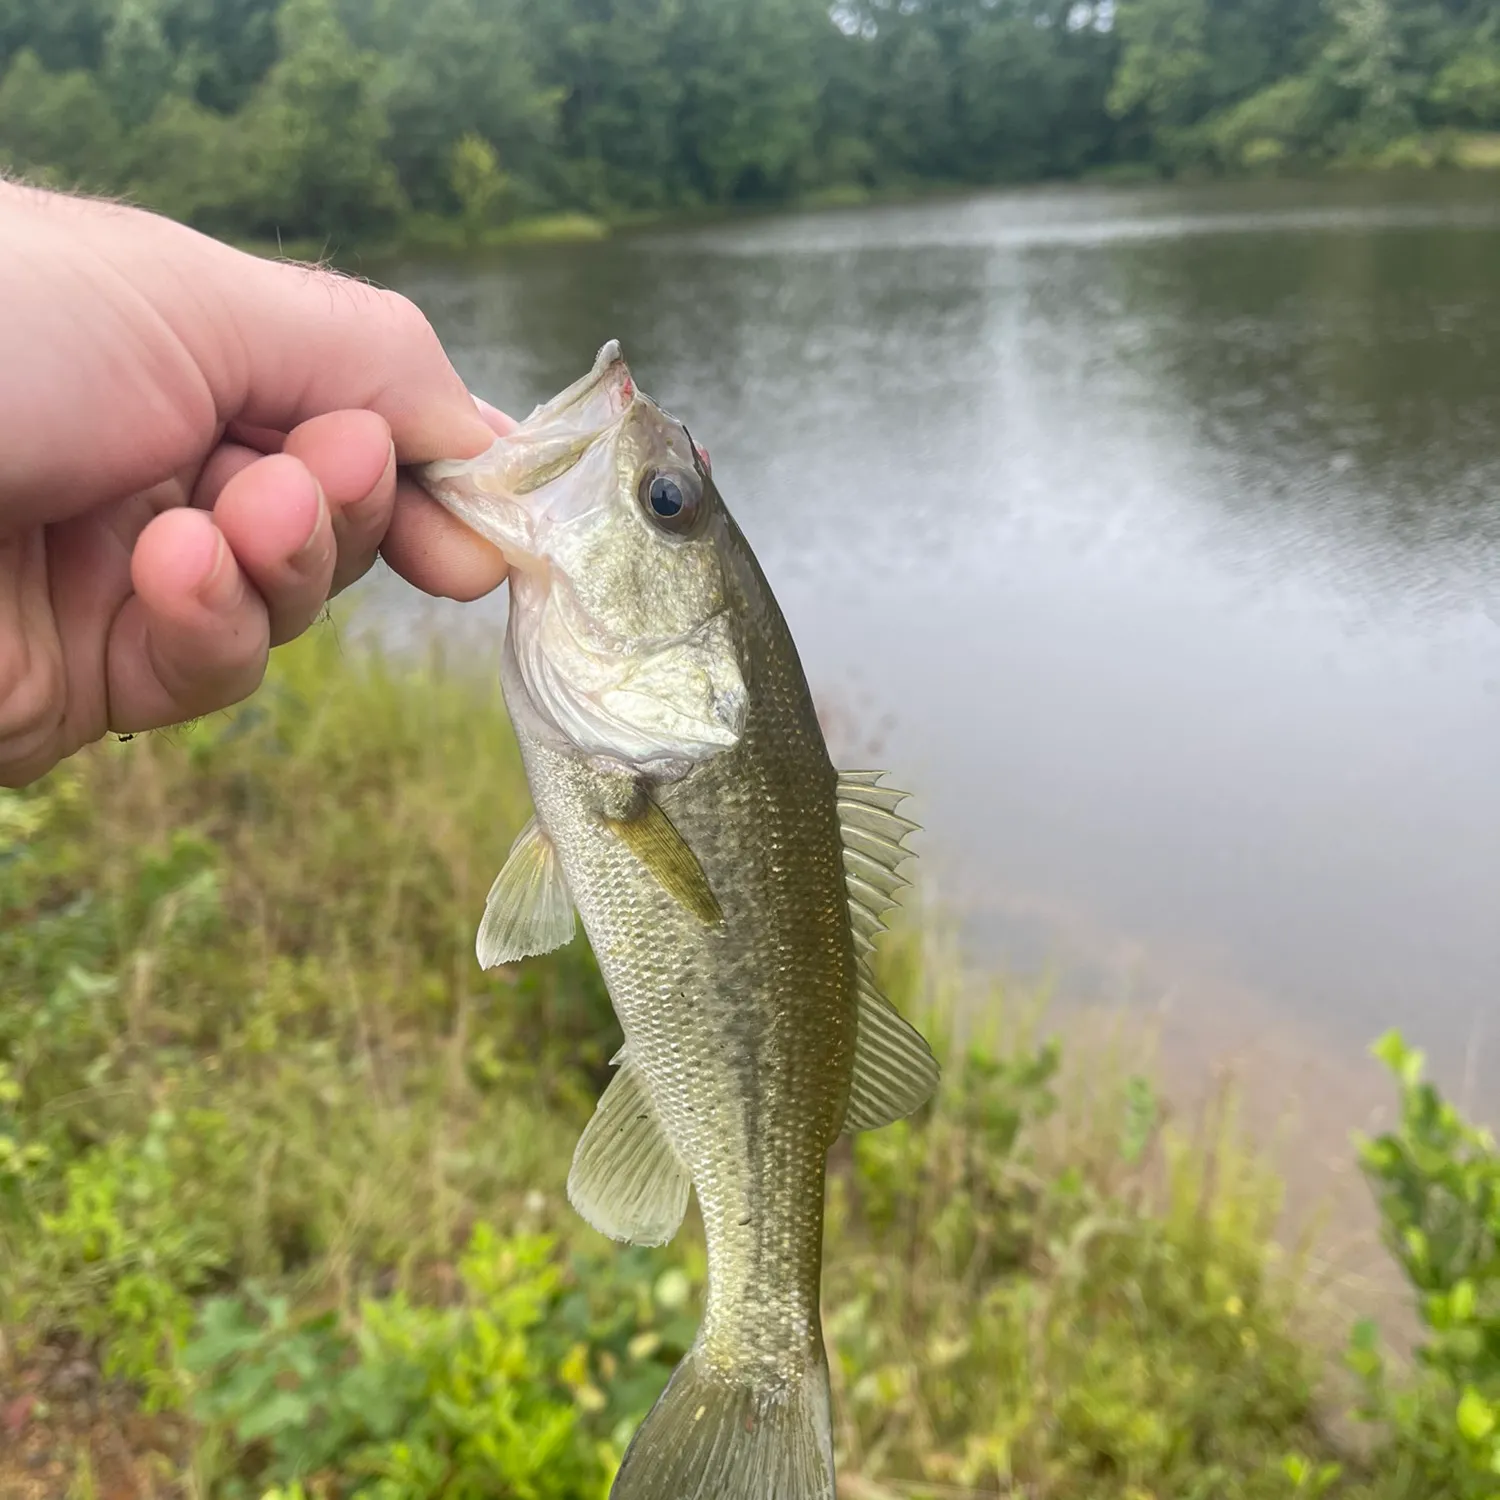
[229,139,1500,270]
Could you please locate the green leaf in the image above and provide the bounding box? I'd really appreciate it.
[1370,1028,1409,1073]
[1119,1075,1158,1165]
[182,1297,262,1371]
[1457,1388,1496,1443]
[1450,1279,1477,1324]
[235,1388,315,1443]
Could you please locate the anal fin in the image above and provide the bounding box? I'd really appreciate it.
[568,1051,690,1246]
[476,816,575,969]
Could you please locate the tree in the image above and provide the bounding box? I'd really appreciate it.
[1202,0,1325,110]
[673,0,827,202]
[0,0,115,74]
[237,0,405,238]
[4,0,1500,246]
[1108,0,1212,144]
[1430,49,1500,127]
[449,133,513,242]
[347,0,558,216]
[102,0,176,129]
[523,0,696,211]
[1203,74,1333,168]
[158,0,282,114]
[125,94,261,230]
[956,0,1117,180]
[837,0,1116,184]
[0,48,120,187]
[1321,0,1419,150]
[880,17,960,178]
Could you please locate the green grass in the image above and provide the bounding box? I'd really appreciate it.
[0,627,1487,1498]
[226,210,612,266]
[1449,132,1500,170]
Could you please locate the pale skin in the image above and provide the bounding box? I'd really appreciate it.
[0,180,515,789]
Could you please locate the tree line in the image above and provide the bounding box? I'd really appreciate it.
[1,0,1498,244]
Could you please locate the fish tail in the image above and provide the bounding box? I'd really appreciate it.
[610,1344,834,1500]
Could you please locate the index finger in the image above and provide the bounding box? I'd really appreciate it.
[0,187,496,522]
[199,248,496,463]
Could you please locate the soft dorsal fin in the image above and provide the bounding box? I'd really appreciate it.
[836,772,939,1131]
[837,771,919,958]
[606,797,722,925]
[476,816,576,969]
[568,1049,692,1246]
[843,969,940,1132]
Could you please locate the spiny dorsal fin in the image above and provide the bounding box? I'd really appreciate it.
[843,968,940,1132]
[606,797,722,925]
[568,1050,691,1246]
[476,816,576,969]
[837,771,919,957]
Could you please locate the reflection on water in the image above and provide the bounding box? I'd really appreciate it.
[357,174,1500,1085]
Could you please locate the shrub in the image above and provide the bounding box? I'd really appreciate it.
[1348,1031,1500,1496]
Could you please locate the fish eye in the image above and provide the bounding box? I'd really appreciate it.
[649,475,683,517]
[638,466,702,534]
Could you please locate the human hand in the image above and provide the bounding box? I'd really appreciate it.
[0,181,513,788]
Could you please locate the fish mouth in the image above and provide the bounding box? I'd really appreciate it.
[415,339,638,565]
[526,340,635,428]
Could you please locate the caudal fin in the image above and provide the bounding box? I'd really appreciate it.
[611,1346,835,1500]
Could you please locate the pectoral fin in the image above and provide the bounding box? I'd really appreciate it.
[475,817,576,969]
[606,797,722,925]
[568,1050,691,1246]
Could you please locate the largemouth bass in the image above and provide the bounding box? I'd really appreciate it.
[416,342,939,1500]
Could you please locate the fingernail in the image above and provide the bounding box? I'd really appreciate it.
[289,482,332,574]
[197,531,242,610]
[471,392,513,438]
[341,442,396,528]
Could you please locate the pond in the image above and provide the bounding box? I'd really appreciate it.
[356,171,1500,1100]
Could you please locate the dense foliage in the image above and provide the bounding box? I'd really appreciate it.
[1,0,1499,245]
[1,629,1495,1496]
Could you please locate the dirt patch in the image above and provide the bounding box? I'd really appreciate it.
[0,1342,189,1500]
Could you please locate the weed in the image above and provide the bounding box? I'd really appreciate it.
[0,627,1472,1498]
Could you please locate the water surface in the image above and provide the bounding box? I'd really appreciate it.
[357,174,1500,1091]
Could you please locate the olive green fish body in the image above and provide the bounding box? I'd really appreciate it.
[415,342,938,1500]
[510,509,857,1383]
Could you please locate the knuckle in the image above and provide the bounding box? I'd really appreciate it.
[380,291,443,358]
[149,632,267,723]
[0,633,64,782]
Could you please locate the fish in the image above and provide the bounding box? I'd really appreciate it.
[415,342,939,1500]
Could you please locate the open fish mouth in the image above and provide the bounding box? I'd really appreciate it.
[526,339,635,428]
[415,339,639,564]
[412,341,745,772]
